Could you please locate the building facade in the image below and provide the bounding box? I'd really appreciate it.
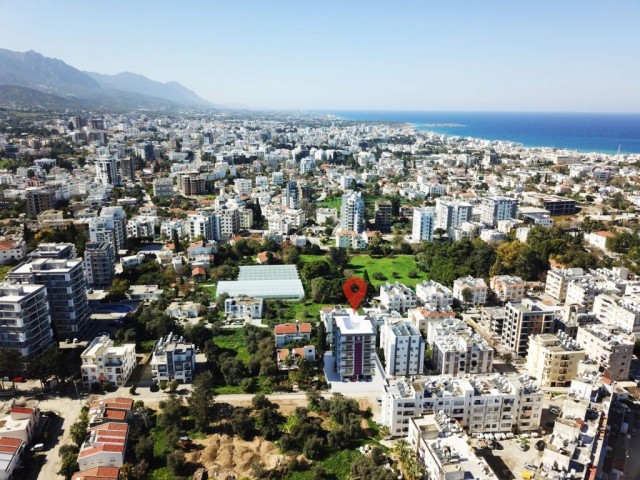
[80,336,137,387]
[526,333,585,387]
[150,332,196,383]
[84,242,116,290]
[380,321,425,377]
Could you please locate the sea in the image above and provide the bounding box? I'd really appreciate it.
[328,111,640,155]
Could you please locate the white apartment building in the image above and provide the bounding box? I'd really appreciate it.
[335,231,368,250]
[126,216,156,238]
[408,416,498,480]
[526,333,585,387]
[0,283,55,357]
[490,275,526,303]
[380,320,425,377]
[94,156,120,187]
[480,196,518,227]
[592,293,640,336]
[432,331,494,376]
[415,281,453,310]
[224,296,263,319]
[435,198,473,234]
[152,177,174,198]
[77,422,128,471]
[89,206,127,252]
[187,212,218,241]
[411,207,435,243]
[502,299,560,357]
[80,335,136,387]
[274,322,312,348]
[407,307,457,338]
[0,238,26,265]
[381,374,543,437]
[234,178,252,196]
[379,282,418,313]
[566,279,608,311]
[340,191,365,233]
[452,276,488,306]
[575,325,634,381]
[150,332,196,383]
[545,268,590,302]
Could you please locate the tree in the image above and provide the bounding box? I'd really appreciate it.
[184,322,214,349]
[58,453,79,480]
[167,450,186,474]
[27,347,67,387]
[70,410,89,447]
[189,371,216,430]
[461,287,474,305]
[107,277,130,301]
[303,436,325,460]
[0,348,23,388]
[230,408,254,440]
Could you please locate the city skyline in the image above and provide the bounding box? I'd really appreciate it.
[1,0,639,112]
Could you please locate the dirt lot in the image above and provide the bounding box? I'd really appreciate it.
[187,434,286,479]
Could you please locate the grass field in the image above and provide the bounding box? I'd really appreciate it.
[349,254,427,288]
[0,265,12,281]
[213,328,250,363]
[285,449,361,480]
[316,196,342,210]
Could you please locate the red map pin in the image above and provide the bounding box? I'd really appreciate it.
[343,276,367,312]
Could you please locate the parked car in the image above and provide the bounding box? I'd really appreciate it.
[12,377,25,383]
[549,405,561,415]
[31,443,44,453]
[535,440,545,451]
[72,338,79,343]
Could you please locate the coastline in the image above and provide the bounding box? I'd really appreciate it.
[326,110,640,156]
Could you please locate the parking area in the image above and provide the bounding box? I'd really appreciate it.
[472,433,547,479]
[323,352,386,394]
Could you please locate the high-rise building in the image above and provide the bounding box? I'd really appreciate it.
[142,142,156,161]
[153,177,174,198]
[282,180,299,209]
[178,172,206,195]
[340,191,365,233]
[411,207,435,242]
[95,156,121,187]
[380,321,425,377]
[502,299,560,357]
[150,332,196,383]
[332,314,376,380]
[28,243,76,260]
[89,207,127,253]
[84,242,116,290]
[0,283,55,356]
[25,188,55,218]
[435,199,472,234]
[8,259,90,338]
[526,333,585,387]
[119,157,136,183]
[374,201,393,232]
[187,212,219,241]
[480,196,518,227]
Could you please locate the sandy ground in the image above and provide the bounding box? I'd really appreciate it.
[187,434,286,479]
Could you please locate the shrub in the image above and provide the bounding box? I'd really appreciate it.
[169,380,179,392]
[372,272,386,281]
[407,270,418,278]
[150,383,160,393]
[159,380,168,390]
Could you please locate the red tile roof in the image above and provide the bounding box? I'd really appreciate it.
[10,406,35,415]
[274,322,312,335]
[72,466,120,480]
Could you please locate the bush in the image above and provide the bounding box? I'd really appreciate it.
[150,383,160,392]
[372,272,386,281]
[407,270,418,278]
[159,380,168,390]
[241,377,258,393]
[169,380,179,392]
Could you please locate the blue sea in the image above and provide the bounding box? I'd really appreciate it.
[329,111,640,155]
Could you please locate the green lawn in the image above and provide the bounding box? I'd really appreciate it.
[213,329,250,364]
[349,254,428,288]
[285,449,361,480]
[300,254,327,264]
[151,468,174,480]
[316,196,341,210]
[0,265,12,281]
[200,284,217,298]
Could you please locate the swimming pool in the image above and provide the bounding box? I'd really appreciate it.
[94,304,133,314]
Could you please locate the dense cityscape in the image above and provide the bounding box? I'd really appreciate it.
[0,106,638,480]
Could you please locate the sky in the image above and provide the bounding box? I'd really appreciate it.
[1,0,639,112]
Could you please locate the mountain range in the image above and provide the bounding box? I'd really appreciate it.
[0,48,214,110]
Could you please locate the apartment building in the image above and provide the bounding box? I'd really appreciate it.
[333,314,376,380]
[0,406,39,443]
[28,242,76,260]
[8,258,90,338]
[566,279,608,311]
[526,333,586,387]
[407,306,456,337]
[224,296,263,319]
[379,282,418,313]
[380,320,425,377]
[435,198,473,234]
[89,208,127,253]
[77,422,129,471]
[592,293,640,336]
[0,437,25,480]
[84,242,116,290]
[480,196,518,227]
[575,325,634,381]
[490,275,526,303]
[26,187,55,218]
[152,177,174,198]
[381,373,543,436]
[340,191,365,233]
[150,332,196,383]
[126,217,156,238]
[274,322,312,347]
[545,268,590,302]
[0,238,26,265]
[432,331,494,376]
[178,172,206,195]
[411,207,435,242]
[452,276,488,306]
[80,336,137,387]
[374,200,393,232]
[408,416,497,480]
[502,299,559,357]
[415,281,453,310]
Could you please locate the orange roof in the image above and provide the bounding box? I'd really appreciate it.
[257,251,269,263]
[0,437,22,447]
[274,322,312,335]
[594,230,614,238]
[0,241,18,250]
[104,410,127,421]
[72,466,120,480]
[192,267,206,275]
[11,406,35,415]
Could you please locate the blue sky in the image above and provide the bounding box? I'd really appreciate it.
[1,0,639,111]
